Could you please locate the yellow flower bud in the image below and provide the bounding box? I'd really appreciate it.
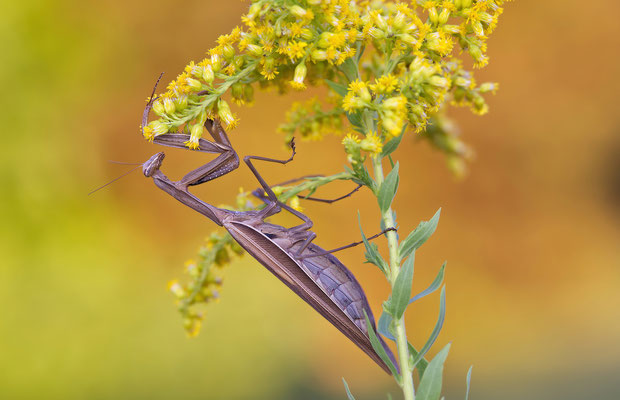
[246,44,263,57]
[196,109,208,127]
[175,94,188,110]
[243,84,254,103]
[479,82,498,94]
[288,196,303,212]
[301,28,314,41]
[472,21,485,38]
[372,12,388,31]
[289,5,307,18]
[222,44,235,60]
[290,63,307,90]
[202,64,214,84]
[211,54,222,72]
[400,33,416,46]
[248,3,261,18]
[382,96,407,111]
[272,186,284,196]
[438,8,451,25]
[152,100,165,116]
[368,27,385,40]
[310,50,328,61]
[430,75,450,88]
[186,78,201,91]
[163,97,175,114]
[167,280,185,298]
[217,99,237,128]
[428,7,438,24]
[148,120,169,136]
[392,12,406,31]
[232,82,244,100]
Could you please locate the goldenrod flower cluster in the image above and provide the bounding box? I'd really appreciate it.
[278,98,344,142]
[168,232,244,337]
[142,0,511,162]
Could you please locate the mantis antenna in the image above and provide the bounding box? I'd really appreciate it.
[88,164,143,195]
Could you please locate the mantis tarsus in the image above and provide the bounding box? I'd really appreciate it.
[142,119,398,374]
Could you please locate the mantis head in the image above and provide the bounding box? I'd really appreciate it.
[143,152,165,177]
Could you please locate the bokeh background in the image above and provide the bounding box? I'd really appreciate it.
[2,0,619,398]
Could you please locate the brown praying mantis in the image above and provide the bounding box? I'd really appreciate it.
[141,115,399,374]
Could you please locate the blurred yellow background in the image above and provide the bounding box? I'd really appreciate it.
[2,0,619,399]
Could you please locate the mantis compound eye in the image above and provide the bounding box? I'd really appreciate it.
[143,152,165,177]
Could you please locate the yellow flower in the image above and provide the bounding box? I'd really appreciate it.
[360,132,383,154]
[342,93,364,112]
[167,280,185,298]
[185,124,203,150]
[260,57,278,80]
[286,40,308,60]
[288,196,303,212]
[348,79,372,102]
[290,63,307,90]
[371,74,399,94]
[217,99,238,129]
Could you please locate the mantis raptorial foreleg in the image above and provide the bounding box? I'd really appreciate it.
[151,121,239,188]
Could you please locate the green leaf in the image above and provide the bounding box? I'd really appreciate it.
[340,57,359,82]
[377,311,395,341]
[378,162,399,213]
[346,111,363,130]
[465,366,473,400]
[354,42,365,64]
[389,252,415,318]
[408,341,429,378]
[412,286,446,373]
[342,378,356,400]
[399,209,441,260]
[358,213,388,273]
[363,310,399,377]
[387,393,393,400]
[325,79,348,97]
[416,343,451,400]
[409,262,446,305]
[381,126,406,158]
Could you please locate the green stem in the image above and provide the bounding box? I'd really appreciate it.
[372,155,415,400]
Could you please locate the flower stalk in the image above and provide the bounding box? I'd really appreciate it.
[372,154,415,400]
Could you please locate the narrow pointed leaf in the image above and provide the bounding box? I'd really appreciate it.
[381,127,406,158]
[399,209,441,260]
[342,378,356,400]
[325,79,348,97]
[408,342,429,377]
[390,253,415,318]
[465,366,473,400]
[378,311,396,341]
[358,213,388,273]
[378,162,399,213]
[412,286,446,371]
[346,111,363,130]
[363,310,399,377]
[340,57,359,81]
[409,262,446,305]
[416,343,451,400]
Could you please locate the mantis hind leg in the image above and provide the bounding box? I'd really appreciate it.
[251,178,363,204]
[297,228,397,260]
[243,139,297,218]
